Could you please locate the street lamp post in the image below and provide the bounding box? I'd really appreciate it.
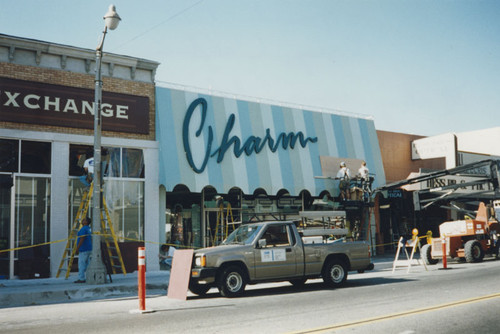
[86,4,121,285]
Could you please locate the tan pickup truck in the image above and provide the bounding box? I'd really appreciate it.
[190,221,374,297]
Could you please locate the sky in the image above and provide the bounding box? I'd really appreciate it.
[1,0,499,136]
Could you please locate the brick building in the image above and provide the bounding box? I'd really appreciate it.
[0,34,160,279]
[374,130,446,252]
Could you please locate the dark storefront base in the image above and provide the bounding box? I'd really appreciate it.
[16,245,50,279]
[9,242,143,280]
[96,242,144,275]
[166,186,373,249]
[115,242,144,274]
[378,190,448,252]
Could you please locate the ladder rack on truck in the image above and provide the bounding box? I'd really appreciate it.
[298,210,349,244]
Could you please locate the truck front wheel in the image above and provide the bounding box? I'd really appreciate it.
[323,259,347,288]
[464,240,484,263]
[217,265,247,297]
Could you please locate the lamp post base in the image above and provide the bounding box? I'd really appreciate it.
[86,257,107,284]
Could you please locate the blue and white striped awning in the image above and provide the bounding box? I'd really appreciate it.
[156,86,386,197]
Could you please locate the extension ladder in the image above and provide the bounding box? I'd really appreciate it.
[213,203,239,245]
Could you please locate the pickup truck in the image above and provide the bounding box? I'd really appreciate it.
[190,221,374,297]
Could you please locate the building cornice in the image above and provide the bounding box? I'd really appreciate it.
[0,34,160,83]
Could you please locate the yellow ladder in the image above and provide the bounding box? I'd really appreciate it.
[56,183,126,278]
[100,198,127,275]
[213,203,237,245]
[224,203,236,238]
[56,183,93,278]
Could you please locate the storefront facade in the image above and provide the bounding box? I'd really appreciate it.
[0,35,160,278]
[375,129,500,253]
[375,130,446,252]
[156,86,387,249]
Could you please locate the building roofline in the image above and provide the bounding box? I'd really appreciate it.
[0,33,160,70]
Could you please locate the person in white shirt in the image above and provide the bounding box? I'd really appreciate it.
[358,161,369,180]
[83,157,94,175]
[358,161,372,198]
[79,155,94,187]
[336,162,351,200]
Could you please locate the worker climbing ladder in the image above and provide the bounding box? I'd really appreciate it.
[56,183,126,279]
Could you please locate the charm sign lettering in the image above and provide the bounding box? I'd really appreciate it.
[183,98,318,173]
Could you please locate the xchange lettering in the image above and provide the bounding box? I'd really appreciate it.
[183,98,318,173]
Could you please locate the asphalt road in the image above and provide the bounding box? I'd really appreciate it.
[2,258,500,334]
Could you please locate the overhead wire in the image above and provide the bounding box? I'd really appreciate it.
[110,0,206,52]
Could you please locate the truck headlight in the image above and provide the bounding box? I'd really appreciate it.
[195,255,206,267]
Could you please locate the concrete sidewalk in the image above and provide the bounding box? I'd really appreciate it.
[0,271,170,308]
[0,253,398,309]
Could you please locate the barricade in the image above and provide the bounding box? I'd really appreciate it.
[392,229,428,273]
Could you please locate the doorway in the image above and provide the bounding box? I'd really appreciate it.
[0,175,51,279]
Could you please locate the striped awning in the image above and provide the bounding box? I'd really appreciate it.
[156,86,386,197]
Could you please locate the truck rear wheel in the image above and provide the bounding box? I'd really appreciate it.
[421,244,438,265]
[217,265,247,297]
[322,259,347,288]
[464,240,484,263]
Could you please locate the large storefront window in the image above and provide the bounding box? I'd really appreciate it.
[0,139,19,172]
[105,180,144,242]
[0,139,51,174]
[69,145,144,179]
[166,189,307,249]
[121,148,145,178]
[166,204,200,248]
[105,147,145,179]
[15,176,51,254]
[20,141,51,174]
[68,145,145,243]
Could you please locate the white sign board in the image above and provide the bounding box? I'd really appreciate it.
[404,174,493,194]
[411,133,456,168]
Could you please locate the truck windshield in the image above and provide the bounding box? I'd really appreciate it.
[222,224,262,245]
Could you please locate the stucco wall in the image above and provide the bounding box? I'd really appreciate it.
[377,130,445,183]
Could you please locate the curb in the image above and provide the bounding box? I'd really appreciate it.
[0,281,168,308]
[0,272,170,308]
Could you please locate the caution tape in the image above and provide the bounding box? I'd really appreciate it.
[372,235,430,248]
[0,232,432,254]
[374,241,399,247]
[0,233,199,254]
[0,238,68,254]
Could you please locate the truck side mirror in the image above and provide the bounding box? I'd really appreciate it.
[257,239,267,248]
